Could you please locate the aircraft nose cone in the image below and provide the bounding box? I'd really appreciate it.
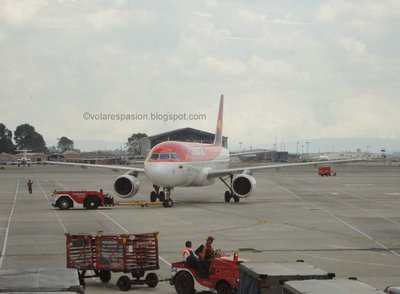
[145,162,185,187]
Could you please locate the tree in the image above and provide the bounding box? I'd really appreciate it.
[14,124,47,153]
[126,132,147,155]
[57,136,74,152]
[0,123,15,153]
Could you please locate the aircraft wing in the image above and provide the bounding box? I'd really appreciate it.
[230,150,268,157]
[207,159,363,178]
[43,161,145,173]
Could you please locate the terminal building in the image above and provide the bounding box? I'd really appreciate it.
[139,127,228,158]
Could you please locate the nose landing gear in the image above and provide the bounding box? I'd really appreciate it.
[150,185,174,208]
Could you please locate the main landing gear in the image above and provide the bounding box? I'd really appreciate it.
[150,185,174,208]
[220,175,240,203]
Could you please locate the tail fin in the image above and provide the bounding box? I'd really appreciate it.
[214,94,224,146]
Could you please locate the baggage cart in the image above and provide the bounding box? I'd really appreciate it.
[237,260,335,294]
[66,232,159,291]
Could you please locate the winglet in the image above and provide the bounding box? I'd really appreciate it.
[214,94,224,146]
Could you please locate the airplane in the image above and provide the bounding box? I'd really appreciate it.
[45,95,361,207]
[9,150,35,167]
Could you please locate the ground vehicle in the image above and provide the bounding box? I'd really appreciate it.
[318,166,336,176]
[52,190,114,210]
[66,232,159,291]
[171,251,243,294]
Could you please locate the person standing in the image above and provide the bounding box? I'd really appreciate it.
[27,179,33,194]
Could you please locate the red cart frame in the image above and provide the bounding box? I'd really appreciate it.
[66,232,159,290]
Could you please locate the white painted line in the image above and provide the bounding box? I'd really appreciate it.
[0,178,19,268]
[37,181,67,234]
[385,193,400,196]
[54,179,68,190]
[97,210,171,267]
[269,180,400,258]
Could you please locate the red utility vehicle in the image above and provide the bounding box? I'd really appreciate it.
[318,166,336,177]
[171,251,244,294]
[52,190,114,210]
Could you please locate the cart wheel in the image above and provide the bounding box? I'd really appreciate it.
[233,195,240,203]
[99,270,111,283]
[145,272,158,288]
[216,280,232,294]
[174,271,195,294]
[117,275,131,291]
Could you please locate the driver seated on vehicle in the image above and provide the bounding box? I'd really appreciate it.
[195,236,216,266]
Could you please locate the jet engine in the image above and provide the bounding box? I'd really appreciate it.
[114,174,140,198]
[232,173,256,198]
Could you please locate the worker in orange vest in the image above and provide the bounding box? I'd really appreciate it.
[195,236,215,263]
[183,241,207,277]
[183,241,197,267]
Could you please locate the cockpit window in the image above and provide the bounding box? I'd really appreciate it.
[170,153,180,160]
[150,153,159,160]
[150,152,180,160]
[159,153,170,160]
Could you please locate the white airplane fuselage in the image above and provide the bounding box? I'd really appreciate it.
[144,141,229,187]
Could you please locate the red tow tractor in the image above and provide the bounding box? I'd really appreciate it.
[318,166,337,177]
[171,250,245,294]
[52,190,114,210]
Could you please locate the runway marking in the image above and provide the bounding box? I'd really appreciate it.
[299,251,400,269]
[37,181,67,234]
[385,193,400,196]
[53,179,68,190]
[331,187,400,225]
[0,178,19,268]
[269,180,400,258]
[96,210,171,267]
[345,184,375,187]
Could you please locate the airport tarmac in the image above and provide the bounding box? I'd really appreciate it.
[0,163,399,293]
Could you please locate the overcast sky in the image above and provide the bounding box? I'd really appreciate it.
[1,0,399,152]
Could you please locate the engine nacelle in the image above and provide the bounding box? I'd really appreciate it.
[232,173,256,198]
[114,174,140,198]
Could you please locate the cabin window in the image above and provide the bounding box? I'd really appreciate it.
[150,153,159,160]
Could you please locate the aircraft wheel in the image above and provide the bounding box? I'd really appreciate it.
[224,191,231,202]
[233,195,240,203]
[159,191,166,202]
[163,199,174,208]
[117,275,131,291]
[216,280,232,294]
[150,191,157,202]
[174,271,195,294]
